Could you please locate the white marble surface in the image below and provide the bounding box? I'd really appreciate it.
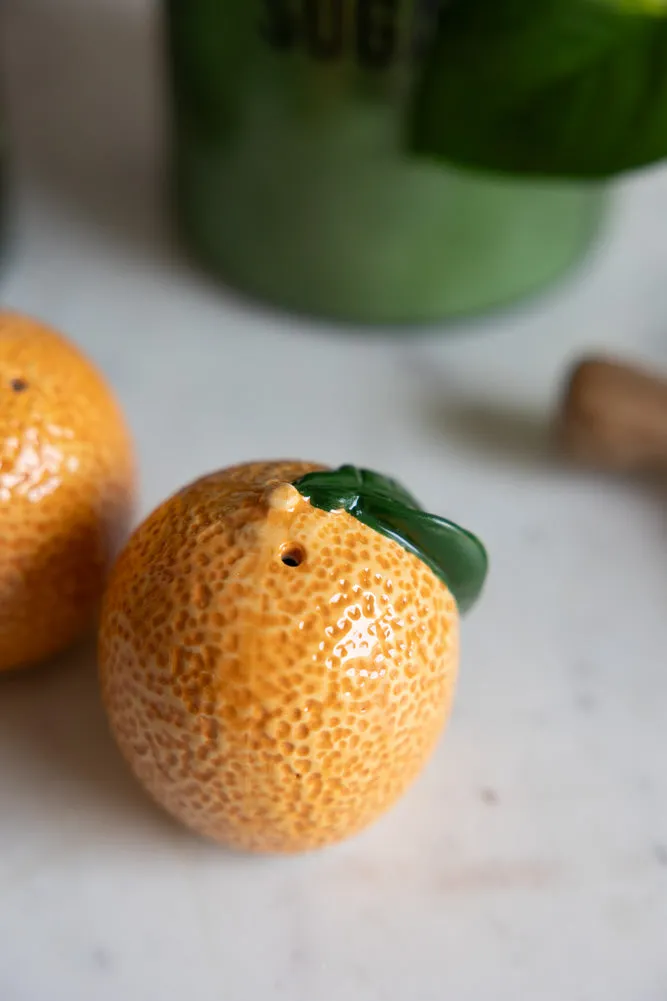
[1,1,667,999]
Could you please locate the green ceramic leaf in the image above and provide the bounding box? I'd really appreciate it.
[293,466,488,614]
[409,0,667,179]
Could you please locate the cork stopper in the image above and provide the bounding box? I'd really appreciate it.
[558,355,667,472]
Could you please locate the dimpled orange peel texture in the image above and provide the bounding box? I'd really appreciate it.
[99,460,460,853]
[0,311,136,672]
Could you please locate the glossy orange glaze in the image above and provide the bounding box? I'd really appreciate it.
[100,461,459,853]
[0,312,135,672]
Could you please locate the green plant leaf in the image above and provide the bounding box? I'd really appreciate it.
[409,0,667,179]
[293,466,488,613]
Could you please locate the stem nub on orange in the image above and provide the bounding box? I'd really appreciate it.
[0,312,135,672]
[99,461,469,853]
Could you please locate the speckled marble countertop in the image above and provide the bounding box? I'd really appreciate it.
[1,2,666,999]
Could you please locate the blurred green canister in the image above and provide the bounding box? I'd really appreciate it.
[164,0,605,325]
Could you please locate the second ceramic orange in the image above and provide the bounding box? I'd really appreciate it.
[0,312,136,672]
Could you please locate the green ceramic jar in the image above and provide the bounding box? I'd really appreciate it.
[165,0,606,325]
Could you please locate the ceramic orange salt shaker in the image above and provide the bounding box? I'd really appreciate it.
[99,461,487,853]
[0,311,135,672]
